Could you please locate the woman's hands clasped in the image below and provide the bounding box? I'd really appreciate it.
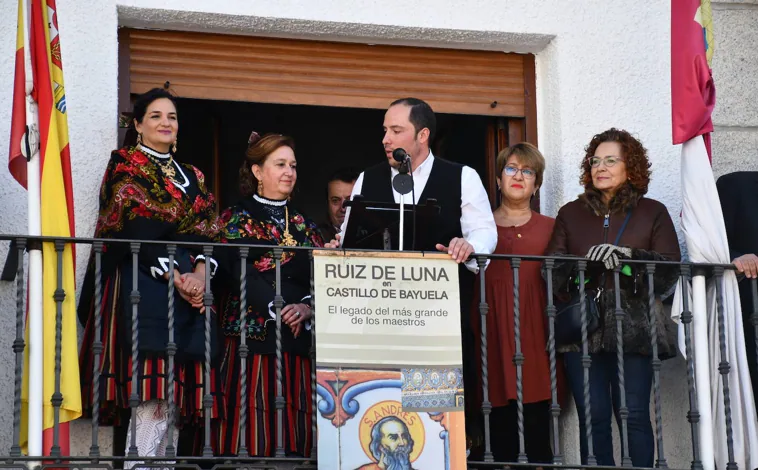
[167,269,207,313]
[282,302,313,338]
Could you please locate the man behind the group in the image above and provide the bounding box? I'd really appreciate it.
[319,167,359,242]
[329,97,497,454]
[717,171,758,403]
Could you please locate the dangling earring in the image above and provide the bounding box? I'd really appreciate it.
[172,139,178,153]
[257,180,263,196]
[136,133,142,146]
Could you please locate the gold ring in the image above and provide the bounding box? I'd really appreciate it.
[192,287,198,292]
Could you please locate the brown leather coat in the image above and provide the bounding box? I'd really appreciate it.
[545,185,681,357]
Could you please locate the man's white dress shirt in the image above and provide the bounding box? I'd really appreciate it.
[338,151,497,272]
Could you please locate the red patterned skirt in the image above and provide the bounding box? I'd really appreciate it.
[214,336,314,457]
[79,271,223,427]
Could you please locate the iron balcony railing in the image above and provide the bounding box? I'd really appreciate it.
[0,234,757,470]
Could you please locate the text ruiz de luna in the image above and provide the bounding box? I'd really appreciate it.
[324,264,450,282]
[323,263,450,300]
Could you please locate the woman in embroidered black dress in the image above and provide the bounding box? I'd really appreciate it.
[78,88,222,465]
[213,132,323,457]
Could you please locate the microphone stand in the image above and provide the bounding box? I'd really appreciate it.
[410,161,416,251]
[399,197,405,251]
[392,158,415,251]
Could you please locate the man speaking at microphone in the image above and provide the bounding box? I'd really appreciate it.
[327,97,497,453]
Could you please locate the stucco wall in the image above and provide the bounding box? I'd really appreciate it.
[0,0,755,466]
[712,1,758,178]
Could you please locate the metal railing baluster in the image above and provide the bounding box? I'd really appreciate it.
[10,238,27,458]
[714,266,737,470]
[614,267,632,467]
[477,255,493,463]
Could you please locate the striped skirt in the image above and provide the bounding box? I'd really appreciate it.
[79,271,223,427]
[215,336,313,457]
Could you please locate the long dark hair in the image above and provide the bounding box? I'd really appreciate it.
[121,88,178,148]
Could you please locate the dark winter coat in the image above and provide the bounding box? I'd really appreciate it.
[545,185,681,357]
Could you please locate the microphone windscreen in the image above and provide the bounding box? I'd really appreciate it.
[392,148,408,162]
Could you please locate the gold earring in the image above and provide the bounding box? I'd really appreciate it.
[257,180,263,196]
[172,139,178,153]
[136,133,142,145]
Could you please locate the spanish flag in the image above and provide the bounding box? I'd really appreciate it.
[10,0,81,454]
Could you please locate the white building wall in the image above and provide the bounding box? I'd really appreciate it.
[0,0,755,466]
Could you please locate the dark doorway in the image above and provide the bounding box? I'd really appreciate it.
[174,99,496,225]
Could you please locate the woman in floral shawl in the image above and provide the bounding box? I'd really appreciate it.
[213,132,323,457]
[77,88,222,465]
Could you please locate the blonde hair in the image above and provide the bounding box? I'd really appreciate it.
[496,142,546,189]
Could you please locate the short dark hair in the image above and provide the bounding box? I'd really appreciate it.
[132,88,177,124]
[122,88,178,148]
[390,97,436,144]
[327,167,360,186]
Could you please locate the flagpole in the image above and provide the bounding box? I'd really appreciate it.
[22,0,44,460]
[692,273,715,470]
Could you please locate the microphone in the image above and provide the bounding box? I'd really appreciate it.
[392,148,410,163]
[391,147,413,193]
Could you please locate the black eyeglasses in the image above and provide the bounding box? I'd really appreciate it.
[503,166,536,179]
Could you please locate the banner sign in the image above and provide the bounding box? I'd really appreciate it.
[314,251,462,368]
[314,251,467,469]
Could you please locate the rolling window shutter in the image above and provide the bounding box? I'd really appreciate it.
[127,29,527,117]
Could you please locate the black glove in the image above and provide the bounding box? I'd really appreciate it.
[586,244,632,270]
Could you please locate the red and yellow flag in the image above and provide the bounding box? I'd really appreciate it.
[9,0,27,187]
[11,0,81,453]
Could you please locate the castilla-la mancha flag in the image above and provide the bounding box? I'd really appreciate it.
[672,1,758,469]
[10,0,81,453]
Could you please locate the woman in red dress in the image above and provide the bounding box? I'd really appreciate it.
[473,142,555,464]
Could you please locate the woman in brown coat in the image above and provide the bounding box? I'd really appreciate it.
[545,128,680,467]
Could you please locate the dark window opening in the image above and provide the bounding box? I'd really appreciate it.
[174,98,499,225]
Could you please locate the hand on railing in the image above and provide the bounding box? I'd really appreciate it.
[733,253,758,279]
[324,233,341,249]
[282,303,312,338]
[436,237,474,264]
[586,244,632,270]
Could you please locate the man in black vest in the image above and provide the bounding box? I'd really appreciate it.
[717,171,758,403]
[327,97,497,455]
